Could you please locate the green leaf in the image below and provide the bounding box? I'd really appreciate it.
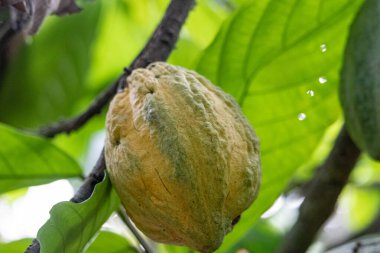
[85,231,137,253]
[87,0,166,89]
[158,244,194,253]
[342,185,380,231]
[341,156,380,231]
[197,0,364,252]
[0,1,101,128]
[168,0,229,69]
[0,123,82,194]
[228,220,282,253]
[0,239,32,252]
[37,173,120,253]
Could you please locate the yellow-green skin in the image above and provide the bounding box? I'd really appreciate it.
[105,62,261,253]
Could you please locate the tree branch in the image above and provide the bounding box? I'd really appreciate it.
[25,0,195,252]
[278,125,361,253]
[70,149,106,203]
[38,0,195,138]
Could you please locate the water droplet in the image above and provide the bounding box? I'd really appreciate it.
[318,77,327,84]
[320,44,327,53]
[298,113,306,121]
[306,90,314,97]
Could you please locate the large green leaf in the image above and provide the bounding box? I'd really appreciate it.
[0,239,32,252]
[168,0,229,69]
[85,231,137,253]
[37,173,120,253]
[0,123,82,194]
[0,1,101,128]
[228,220,282,253]
[197,0,364,252]
[0,232,136,253]
[86,0,166,89]
[88,0,228,87]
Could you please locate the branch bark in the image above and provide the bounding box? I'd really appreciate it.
[38,0,195,138]
[25,0,195,252]
[278,125,361,253]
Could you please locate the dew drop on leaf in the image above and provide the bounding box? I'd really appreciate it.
[306,90,315,97]
[318,77,327,84]
[320,44,327,53]
[298,113,306,121]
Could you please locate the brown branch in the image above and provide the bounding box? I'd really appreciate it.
[70,149,106,203]
[38,0,195,138]
[25,0,195,252]
[278,125,361,253]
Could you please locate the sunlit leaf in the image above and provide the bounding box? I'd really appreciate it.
[87,0,166,89]
[37,173,120,253]
[0,238,32,252]
[197,0,364,251]
[341,184,380,231]
[0,123,82,194]
[168,0,229,69]
[158,243,194,253]
[89,0,228,86]
[228,220,282,253]
[4,0,80,35]
[85,231,138,253]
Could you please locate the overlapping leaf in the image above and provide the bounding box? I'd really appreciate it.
[197,0,364,252]
[85,231,137,253]
[37,174,120,253]
[0,238,31,252]
[0,123,82,194]
[0,1,100,128]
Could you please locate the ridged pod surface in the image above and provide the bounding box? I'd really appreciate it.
[340,0,380,160]
[105,62,261,252]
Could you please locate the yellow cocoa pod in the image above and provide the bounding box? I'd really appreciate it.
[105,62,261,253]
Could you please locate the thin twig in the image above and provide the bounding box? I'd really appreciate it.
[38,0,195,138]
[278,125,361,253]
[117,208,154,253]
[25,0,195,252]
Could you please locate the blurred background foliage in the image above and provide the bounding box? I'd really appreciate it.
[1,0,380,252]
